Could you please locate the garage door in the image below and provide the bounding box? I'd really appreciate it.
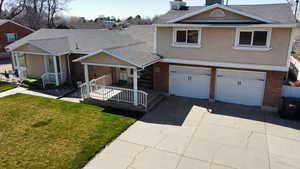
[216,69,266,106]
[169,65,211,99]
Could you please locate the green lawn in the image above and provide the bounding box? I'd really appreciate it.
[0,81,17,92]
[0,94,143,169]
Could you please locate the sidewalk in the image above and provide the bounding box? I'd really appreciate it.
[0,87,56,99]
[0,87,82,103]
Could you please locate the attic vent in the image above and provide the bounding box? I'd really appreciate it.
[209,9,226,17]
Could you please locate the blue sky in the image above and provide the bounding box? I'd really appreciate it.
[64,0,288,20]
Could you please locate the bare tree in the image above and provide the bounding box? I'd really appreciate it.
[0,0,5,17]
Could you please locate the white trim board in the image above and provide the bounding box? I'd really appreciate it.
[167,4,273,24]
[155,24,297,28]
[161,58,288,72]
[82,62,136,69]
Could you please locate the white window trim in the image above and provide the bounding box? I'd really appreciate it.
[172,28,202,48]
[234,28,272,51]
[6,33,17,42]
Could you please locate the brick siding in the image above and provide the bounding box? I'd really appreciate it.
[0,22,33,53]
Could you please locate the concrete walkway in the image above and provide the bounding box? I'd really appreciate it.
[84,96,300,169]
[0,87,57,99]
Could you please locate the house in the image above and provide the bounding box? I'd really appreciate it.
[5,0,297,111]
[0,19,34,59]
[55,22,106,29]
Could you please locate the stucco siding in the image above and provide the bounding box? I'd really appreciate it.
[25,54,45,78]
[185,8,256,21]
[157,27,291,66]
[80,53,134,67]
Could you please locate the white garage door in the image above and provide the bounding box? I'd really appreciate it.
[169,65,211,99]
[216,69,266,106]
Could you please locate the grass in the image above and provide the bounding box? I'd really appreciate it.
[0,81,17,92]
[0,94,143,169]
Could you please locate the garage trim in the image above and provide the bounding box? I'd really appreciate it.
[215,69,267,106]
[169,65,211,99]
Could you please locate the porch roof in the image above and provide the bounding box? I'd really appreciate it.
[13,37,70,55]
[73,42,161,69]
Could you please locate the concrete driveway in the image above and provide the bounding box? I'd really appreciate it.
[84,96,300,169]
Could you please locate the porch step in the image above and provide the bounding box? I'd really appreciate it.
[146,93,165,112]
[82,98,147,112]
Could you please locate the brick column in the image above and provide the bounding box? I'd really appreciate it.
[209,68,217,101]
[153,62,169,93]
[263,71,286,108]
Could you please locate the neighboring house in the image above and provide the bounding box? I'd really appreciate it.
[5,0,297,111]
[56,22,106,29]
[0,19,34,59]
[291,33,300,81]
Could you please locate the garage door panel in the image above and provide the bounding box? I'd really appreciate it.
[170,66,211,99]
[216,69,266,106]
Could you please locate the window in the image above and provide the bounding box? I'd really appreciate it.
[235,28,272,50]
[173,29,201,47]
[6,33,17,42]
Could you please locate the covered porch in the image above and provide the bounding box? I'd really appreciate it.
[74,48,162,111]
[10,38,71,87]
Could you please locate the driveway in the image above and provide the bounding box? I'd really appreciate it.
[84,96,300,169]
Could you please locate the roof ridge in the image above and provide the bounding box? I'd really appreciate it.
[104,42,146,50]
[29,36,69,42]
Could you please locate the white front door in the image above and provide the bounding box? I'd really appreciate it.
[216,69,266,106]
[169,65,211,99]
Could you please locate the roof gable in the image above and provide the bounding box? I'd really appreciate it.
[167,4,273,24]
[0,19,34,32]
[180,8,259,23]
[73,50,137,68]
[14,43,50,54]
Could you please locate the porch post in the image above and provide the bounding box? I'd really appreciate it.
[84,63,90,96]
[58,55,63,82]
[11,52,16,70]
[15,52,21,77]
[43,55,48,73]
[53,56,59,86]
[133,68,138,106]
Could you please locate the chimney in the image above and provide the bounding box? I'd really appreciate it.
[206,0,224,6]
[170,0,187,10]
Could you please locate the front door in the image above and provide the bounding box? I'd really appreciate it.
[46,56,60,73]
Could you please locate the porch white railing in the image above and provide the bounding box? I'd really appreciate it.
[41,72,66,88]
[80,77,148,109]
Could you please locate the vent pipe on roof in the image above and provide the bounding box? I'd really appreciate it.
[75,42,79,49]
[206,0,224,6]
[170,0,187,10]
[296,0,299,18]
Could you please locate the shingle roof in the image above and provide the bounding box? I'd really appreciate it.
[155,3,296,24]
[106,42,160,68]
[6,25,154,54]
[6,25,159,68]
[29,37,70,55]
